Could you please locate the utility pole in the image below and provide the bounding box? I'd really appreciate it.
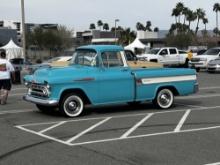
[21,0,26,60]
[114,19,119,44]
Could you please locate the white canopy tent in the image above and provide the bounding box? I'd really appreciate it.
[124,37,149,52]
[0,39,23,60]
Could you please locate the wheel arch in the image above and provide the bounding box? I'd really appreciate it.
[155,85,179,98]
[59,88,91,105]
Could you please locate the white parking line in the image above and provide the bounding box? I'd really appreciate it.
[69,125,220,146]
[15,105,220,147]
[9,93,25,97]
[39,121,67,134]
[204,162,220,165]
[120,113,153,139]
[66,117,112,144]
[174,109,191,132]
[200,86,220,90]
[11,88,26,91]
[178,94,220,99]
[0,109,35,115]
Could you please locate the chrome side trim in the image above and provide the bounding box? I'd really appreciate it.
[23,95,58,106]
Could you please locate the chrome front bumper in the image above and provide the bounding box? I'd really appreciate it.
[23,95,58,106]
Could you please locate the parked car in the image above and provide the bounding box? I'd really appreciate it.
[207,57,220,73]
[189,47,220,72]
[125,50,163,68]
[136,47,189,67]
[28,56,72,74]
[23,45,198,117]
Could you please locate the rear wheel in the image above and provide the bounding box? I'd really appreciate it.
[59,93,84,117]
[153,88,174,109]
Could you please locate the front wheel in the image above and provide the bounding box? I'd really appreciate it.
[153,88,174,109]
[59,93,84,117]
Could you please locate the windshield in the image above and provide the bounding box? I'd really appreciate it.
[71,49,97,67]
[147,48,160,55]
[203,48,220,55]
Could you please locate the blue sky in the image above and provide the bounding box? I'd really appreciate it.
[0,0,218,31]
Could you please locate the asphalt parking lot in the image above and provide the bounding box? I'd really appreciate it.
[1,71,220,165]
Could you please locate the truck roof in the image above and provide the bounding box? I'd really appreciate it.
[77,45,124,52]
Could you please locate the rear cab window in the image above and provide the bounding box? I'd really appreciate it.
[169,48,177,55]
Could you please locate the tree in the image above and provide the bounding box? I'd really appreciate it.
[89,23,96,30]
[202,17,208,31]
[119,28,136,45]
[154,27,159,32]
[186,10,197,30]
[171,8,179,24]
[176,2,184,23]
[213,27,219,36]
[146,21,152,31]
[103,23,109,31]
[27,25,73,55]
[97,20,103,30]
[136,22,145,31]
[213,3,220,33]
[182,7,189,25]
[195,8,205,35]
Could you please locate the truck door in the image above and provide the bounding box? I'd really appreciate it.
[158,48,169,65]
[168,48,179,64]
[96,51,135,104]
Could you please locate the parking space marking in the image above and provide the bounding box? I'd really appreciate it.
[204,162,220,165]
[200,86,220,90]
[0,109,35,115]
[120,113,153,139]
[66,117,112,143]
[15,105,220,146]
[174,109,191,132]
[39,121,67,134]
[178,94,220,99]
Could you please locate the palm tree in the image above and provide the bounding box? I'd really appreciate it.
[213,3,220,32]
[103,23,109,31]
[202,18,208,31]
[136,22,145,31]
[89,23,96,30]
[154,27,159,32]
[186,10,197,30]
[146,21,152,31]
[182,7,189,25]
[195,8,205,35]
[97,20,103,30]
[176,2,184,23]
[171,8,179,24]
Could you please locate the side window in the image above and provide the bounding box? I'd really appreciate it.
[159,49,168,55]
[169,49,177,55]
[101,51,124,68]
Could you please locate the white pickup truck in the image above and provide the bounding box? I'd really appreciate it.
[137,47,189,67]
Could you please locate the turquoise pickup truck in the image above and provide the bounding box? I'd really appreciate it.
[23,45,198,117]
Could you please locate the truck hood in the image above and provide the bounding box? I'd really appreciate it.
[25,65,93,84]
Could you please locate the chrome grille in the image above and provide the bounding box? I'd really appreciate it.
[191,58,200,62]
[29,83,49,98]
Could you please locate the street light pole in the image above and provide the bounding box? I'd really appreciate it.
[21,0,26,60]
[114,19,119,44]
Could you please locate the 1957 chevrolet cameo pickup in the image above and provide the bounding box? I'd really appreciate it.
[23,45,198,117]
